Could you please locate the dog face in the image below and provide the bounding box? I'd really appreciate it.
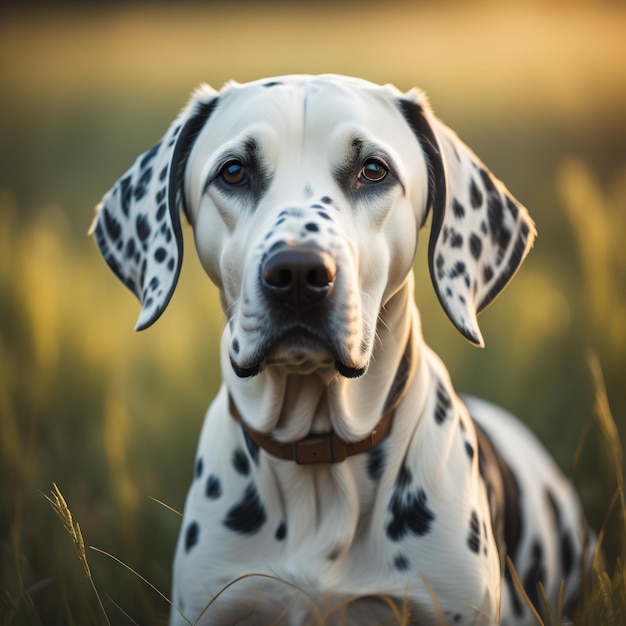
[92,74,535,378]
[187,76,430,378]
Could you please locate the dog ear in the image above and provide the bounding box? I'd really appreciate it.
[90,85,219,330]
[399,93,536,347]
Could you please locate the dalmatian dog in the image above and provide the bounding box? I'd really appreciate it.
[92,75,594,624]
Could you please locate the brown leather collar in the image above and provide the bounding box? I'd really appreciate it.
[229,335,412,465]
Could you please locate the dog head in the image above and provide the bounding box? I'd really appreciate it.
[92,75,535,378]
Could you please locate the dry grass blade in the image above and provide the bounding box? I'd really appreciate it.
[148,495,182,517]
[505,556,544,626]
[555,579,565,626]
[537,581,553,626]
[195,573,325,625]
[90,546,192,625]
[572,354,626,624]
[43,483,111,626]
[419,574,448,625]
[589,354,625,516]
[104,592,141,626]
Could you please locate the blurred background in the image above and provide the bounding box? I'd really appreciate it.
[1,1,625,623]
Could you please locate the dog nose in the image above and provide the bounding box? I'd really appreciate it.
[262,246,337,309]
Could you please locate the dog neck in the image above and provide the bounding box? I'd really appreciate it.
[221,274,423,446]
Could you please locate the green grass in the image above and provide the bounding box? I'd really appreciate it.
[1,2,625,623]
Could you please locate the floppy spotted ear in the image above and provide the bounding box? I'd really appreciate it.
[399,92,536,347]
[90,85,219,330]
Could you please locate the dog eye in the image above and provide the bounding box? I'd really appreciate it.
[359,158,388,183]
[219,160,246,186]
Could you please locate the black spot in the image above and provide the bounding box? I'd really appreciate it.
[275,521,287,541]
[450,231,463,248]
[445,287,453,298]
[436,253,445,279]
[232,337,240,354]
[263,81,283,88]
[546,488,575,579]
[124,238,136,259]
[167,258,175,272]
[140,143,160,170]
[523,540,546,611]
[395,462,412,489]
[140,259,147,287]
[469,178,483,209]
[154,247,167,263]
[386,486,435,542]
[506,196,519,219]
[449,261,466,279]
[223,483,267,535]
[136,214,151,242]
[133,167,153,202]
[483,265,494,283]
[144,297,154,309]
[434,382,451,424]
[304,222,319,232]
[103,209,122,243]
[195,457,203,479]
[185,521,199,552]
[317,211,331,220]
[156,202,167,221]
[320,196,333,204]
[469,234,482,260]
[467,510,481,554]
[149,276,159,291]
[479,168,496,194]
[452,198,465,219]
[367,445,386,481]
[206,475,222,499]
[485,186,512,253]
[159,166,168,182]
[394,553,410,571]
[465,441,474,459]
[561,531,574,577]
[119,175,133,217]
[232,449,250,476]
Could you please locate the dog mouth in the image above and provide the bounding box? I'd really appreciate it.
[230,327,366,379]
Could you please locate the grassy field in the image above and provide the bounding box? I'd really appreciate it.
[1,2,625,623]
